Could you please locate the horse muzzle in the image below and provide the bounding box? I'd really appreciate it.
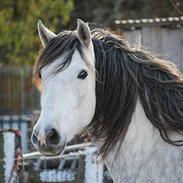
[31,127,65,156]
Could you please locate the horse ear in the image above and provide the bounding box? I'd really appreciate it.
[77,19,91,48]
[37,20,56,47]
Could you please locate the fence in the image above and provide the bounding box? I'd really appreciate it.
[23,143,105,183]
[0,67,39,115]
[0,115,31,153]
[0,129,23,183]
[0,67,40,153]
[0,129,113,183]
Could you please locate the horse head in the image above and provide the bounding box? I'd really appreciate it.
[31,19,96,156]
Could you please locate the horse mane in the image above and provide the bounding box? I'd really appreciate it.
[90,29,183,159]
[33,28,183,160]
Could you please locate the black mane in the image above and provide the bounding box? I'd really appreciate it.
[34,29,183,159]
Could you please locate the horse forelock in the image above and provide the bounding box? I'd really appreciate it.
[33,28,183,160]
[33,31,82,89]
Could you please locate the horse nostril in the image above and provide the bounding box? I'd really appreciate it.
[32,133,38,145]
[46,128,60,146]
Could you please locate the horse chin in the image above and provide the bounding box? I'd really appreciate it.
[38,143,66,157]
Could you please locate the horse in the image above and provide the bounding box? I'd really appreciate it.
[31,19,183,183]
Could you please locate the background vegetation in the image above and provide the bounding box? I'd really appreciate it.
[0,0,73,66]
[0,0,182,66]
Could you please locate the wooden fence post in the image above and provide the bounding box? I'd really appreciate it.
[76,155,85,183]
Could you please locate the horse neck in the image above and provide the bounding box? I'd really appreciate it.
[94,99,162,182]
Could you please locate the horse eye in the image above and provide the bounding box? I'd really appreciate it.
[39,72,42,79]
[78,70,88,79]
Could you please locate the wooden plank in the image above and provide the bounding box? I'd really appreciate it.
[141,27,153,51]
[141,26,162,53]
[123,26,183,71]
[76,155,85,183]
[160,28,181,69]
[124,29,142,48]
[180,28,183,72]
[123,31,133,45]
[0,132,4,183]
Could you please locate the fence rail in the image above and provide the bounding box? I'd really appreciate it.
[1,129,113,183]
[23,143,104,183]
